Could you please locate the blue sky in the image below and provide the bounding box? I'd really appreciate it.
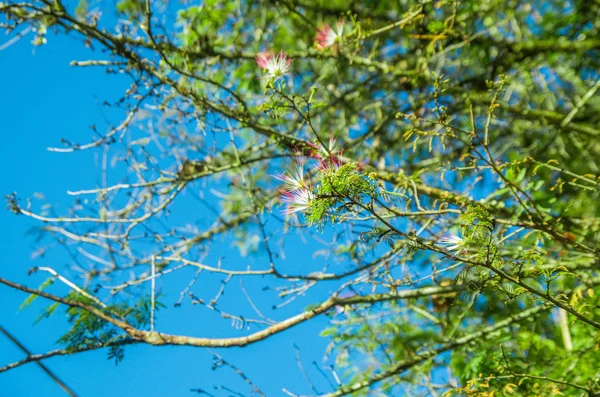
[0,30,336,397]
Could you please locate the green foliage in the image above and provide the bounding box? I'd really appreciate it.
[58,294,121,352]
[116,0,144,19]
[459,205,495,242]
[3,0,600,395]
[74,0,89,21]
[308,163,376,227]
[47,292,164,363]
[19,277,54,311]
[358,227,396,248]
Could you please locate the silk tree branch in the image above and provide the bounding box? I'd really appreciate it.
[346,193,600,331]
[0,276,462,351]
[314,305,549,397]
[4,0,595,252]
[0,339,139,374]
[0,324,79,396]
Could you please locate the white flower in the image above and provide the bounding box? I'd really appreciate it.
[273,159,307,192]
[256,51,292,80]
[438,234,465,254]
[280,188,314,215]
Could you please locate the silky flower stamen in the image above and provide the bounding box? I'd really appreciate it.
[438,234,465,255]
[315,21,344,50]
[310,137,343,171]
[280,188,314,215]
[256,50,292,80]
[273,160,307,191]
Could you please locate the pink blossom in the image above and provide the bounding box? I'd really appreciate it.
[280,188,314,215]
[255,50,292,80]
[315,21,344,50]
[272,159,307,192]
[310,137,343,171]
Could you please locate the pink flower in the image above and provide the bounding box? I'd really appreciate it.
[280,188,314,215]
[315,21,344,50]
[273,159,307,192]
[255,50,292,80]
[310,137,343,171]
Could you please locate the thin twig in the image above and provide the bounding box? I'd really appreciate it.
[0,325,79,397]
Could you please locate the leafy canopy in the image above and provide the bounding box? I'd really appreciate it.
[2,0,600,395]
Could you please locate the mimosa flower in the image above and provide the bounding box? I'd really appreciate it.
[438,234,465,254]
[256,50,292,80]
[310,137,343,171]
[281,188,314,215]
[273,159,307,191]
[315,21,344,50]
